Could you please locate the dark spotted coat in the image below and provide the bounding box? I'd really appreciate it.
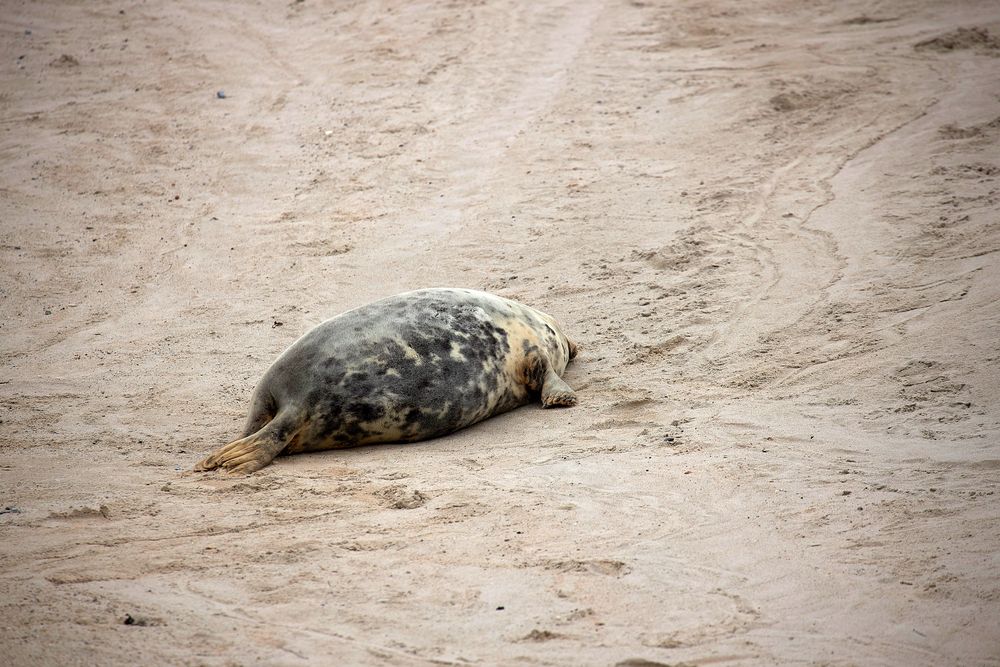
[242,288,575,454]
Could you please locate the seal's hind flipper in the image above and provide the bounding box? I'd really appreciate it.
[194,410,298,475]
[240,386,276,438]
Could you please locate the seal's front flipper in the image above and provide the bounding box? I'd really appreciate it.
[517,349,578,409]
[194,411,297,475]
[541,369,577,408]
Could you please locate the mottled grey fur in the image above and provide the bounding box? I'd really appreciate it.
[195,288,578,474]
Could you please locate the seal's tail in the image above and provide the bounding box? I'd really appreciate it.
[194,409,299,475]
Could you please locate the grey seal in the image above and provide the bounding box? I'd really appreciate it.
[195,288,578,473]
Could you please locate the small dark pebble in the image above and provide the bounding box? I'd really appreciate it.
[123,614,135,625]
[216,90,226,99]
[496,606,505,611]
[272,320,284,328]
[25,29,32,35]
[1,506,23,515]
[123,613,149,626]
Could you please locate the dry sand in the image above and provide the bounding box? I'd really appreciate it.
[2,1,999,665]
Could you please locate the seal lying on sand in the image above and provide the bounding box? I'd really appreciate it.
[195,288,578,474]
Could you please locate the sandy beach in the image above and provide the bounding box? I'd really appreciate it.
[2,1,999,664]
